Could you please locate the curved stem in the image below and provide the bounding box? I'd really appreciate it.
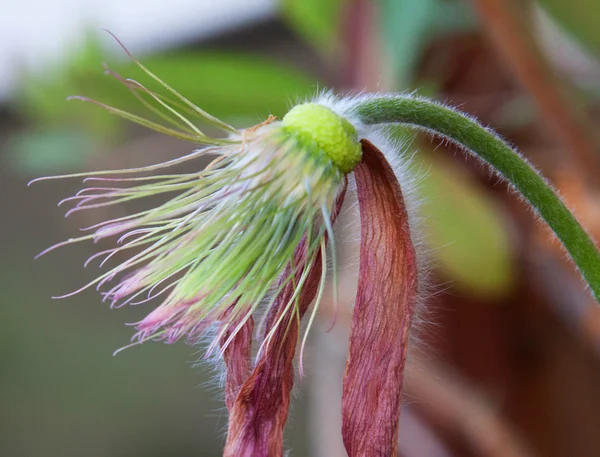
[353,95,600,302]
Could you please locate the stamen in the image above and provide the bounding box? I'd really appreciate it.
[67,96,225,144]
[298,239,328,377]
[35,235,96,259]
[28,146,224,185]
[102,29,238,134]
[102,64,202,137]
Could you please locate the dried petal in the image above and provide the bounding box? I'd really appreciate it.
[342,140,418,457]
[221,304,254,411]
[224,180,347,457]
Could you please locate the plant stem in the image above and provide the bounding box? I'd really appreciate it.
[406,357,535,457]
[354,95,600,302]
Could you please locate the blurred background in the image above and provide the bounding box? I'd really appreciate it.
[2,0,600,456]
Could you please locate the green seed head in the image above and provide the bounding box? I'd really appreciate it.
[35,48,355,361]
[282,103,362,174]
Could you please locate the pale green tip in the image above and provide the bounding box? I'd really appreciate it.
[282,103,362,174]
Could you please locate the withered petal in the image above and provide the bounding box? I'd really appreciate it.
[342,140,418,457]
[224,178,348,457]
[222,305,254,412]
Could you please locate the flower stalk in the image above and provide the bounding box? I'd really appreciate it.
[353,95,600,302]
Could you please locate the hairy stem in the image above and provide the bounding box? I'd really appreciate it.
[353,96,600,302]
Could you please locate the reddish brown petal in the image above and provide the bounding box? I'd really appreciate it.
[224,179,347,457]
[221,307,254,412]
[223,252,318,457]
[342,140,418,457]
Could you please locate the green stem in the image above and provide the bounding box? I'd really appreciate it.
[354,96,600,302]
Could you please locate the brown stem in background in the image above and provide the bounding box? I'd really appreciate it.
[406,358,536,457]
[397,406,454,457]
[469,0,600,179]
[340,0,383,91]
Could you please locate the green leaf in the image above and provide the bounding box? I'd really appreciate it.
[380,0,438,87]
[281,0,343,54]
[16,32,122,136]
[379,0,476,88]
[538,0,600,56]
[122,53,317,121]
[417,153,515,298]
[15,32,318,136]
[5,130,97,175]
[13,32,318,176]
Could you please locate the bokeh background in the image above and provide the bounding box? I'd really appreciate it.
[2,0,600,456]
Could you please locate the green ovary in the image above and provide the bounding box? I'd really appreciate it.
[282,103,362,174]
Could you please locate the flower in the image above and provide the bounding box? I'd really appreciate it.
[31,28,600,456]
[32,41,423,457]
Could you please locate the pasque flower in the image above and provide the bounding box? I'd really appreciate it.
[33,38,600,457]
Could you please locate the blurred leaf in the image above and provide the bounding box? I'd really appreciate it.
[380,0,437,87]
[5,130,97,175]
[281,0,343,54]
[379,0,475,88]
[17,33,121,136]
[538,0,600,56]
[417,152,515,299]
[432,0,477,35]
[16,32,318,135]
[13,32,317,176]
[125,53,317,121]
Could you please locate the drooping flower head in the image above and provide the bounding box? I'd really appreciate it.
[32,35,421,457]
[34,77,360,357]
